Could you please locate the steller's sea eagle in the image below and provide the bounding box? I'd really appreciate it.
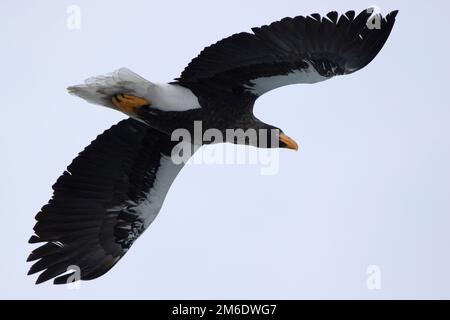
[27,8,398,284]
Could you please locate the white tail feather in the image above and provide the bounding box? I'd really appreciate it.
[67,68,154,109]
[68,68,201,112]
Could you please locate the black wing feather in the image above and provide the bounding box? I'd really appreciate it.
[177,9,398,97]
[27,118,183,284]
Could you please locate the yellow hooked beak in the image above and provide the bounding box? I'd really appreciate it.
[279,132,299,151]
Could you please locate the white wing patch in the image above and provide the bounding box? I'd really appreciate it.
[245,62,328,96]
[68,68,201,112]
[136,155,185,228]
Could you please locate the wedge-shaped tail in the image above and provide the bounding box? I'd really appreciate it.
[67,68,154,109]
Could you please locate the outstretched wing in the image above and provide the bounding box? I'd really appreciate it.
[177,9,398,97]
[27,119,186,284]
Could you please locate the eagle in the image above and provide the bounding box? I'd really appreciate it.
[27,8,398,284]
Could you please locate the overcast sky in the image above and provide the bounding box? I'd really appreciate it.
[1,0,449,299]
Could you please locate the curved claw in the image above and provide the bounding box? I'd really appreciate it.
[111,94,150,115]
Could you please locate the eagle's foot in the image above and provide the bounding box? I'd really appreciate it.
[111,94,149,114]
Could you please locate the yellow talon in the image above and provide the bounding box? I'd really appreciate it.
[111,94,149,115]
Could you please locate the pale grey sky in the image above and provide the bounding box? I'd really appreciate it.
[1,0,449,299]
